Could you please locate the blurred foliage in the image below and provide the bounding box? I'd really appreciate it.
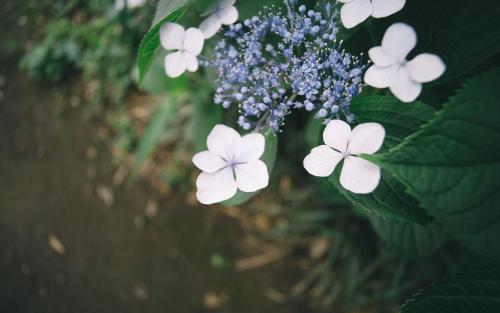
[20,0,154,108]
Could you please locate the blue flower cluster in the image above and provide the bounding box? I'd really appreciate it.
[202,1,366,132]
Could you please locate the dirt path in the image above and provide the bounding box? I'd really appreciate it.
[0,60,304,313]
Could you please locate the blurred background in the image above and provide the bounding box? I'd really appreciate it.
[0,0,473,312]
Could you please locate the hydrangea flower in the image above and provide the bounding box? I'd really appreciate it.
[192,125,269,204]
[303,120,385,194]
[338,0,406,29]
[364,23,446,102]
[160,23,204,78]
[202,2,365,133]
[199,0,239,39]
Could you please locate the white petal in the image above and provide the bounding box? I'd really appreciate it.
[303,145,344,177]
[234,160,269,192]
[381,23,416,61]
[340,0,372,29]
[364,64,399,88]
[192,151,227,173]
[368,47,398,67]
[371,0,406,18]
[159,23,184,51]
[339,156,381,194]
[164,51,186,78]
[323,119,351,153]
[406,53,446,83]
[196,168,237,204]
[199,14,222,39]
[234,133,265,163]
[182,28,204,55]
[207,124,241,161]
[183,52,199,72]
[348,123,386,155]
[217,6,238,25]
[389,66,422,102]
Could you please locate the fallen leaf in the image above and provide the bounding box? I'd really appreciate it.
[203,292,228,309]
[97,185,114,208]
[235,250,285,271]
[48,235,66,255]
[132,284,149,301]
[145,199,158,218]
[310,237,331,260]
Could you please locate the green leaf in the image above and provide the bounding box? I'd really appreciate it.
[400,262,500,313]
[132,98,177,173]
[137,0,191,83]
[370,216,445,260]
[368,69,500,234]
[454,219,500,259]
[222,131,278,206]
[329,96,435,224]
[329,171,430,224]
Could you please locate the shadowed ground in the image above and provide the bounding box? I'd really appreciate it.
[0,58,302,313]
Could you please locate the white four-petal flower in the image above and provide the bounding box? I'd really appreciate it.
[199,0,239,39]
[193,125,269,205]
[303,120,385,194]
[338,0,406,29]
[364,23,446,102]
[160,23,204,78]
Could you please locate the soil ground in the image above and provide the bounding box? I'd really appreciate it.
[0,23,305,313]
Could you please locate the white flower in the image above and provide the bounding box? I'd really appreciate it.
[364,23,446,102]
[115,0,146,10]
[199,0,239,39]
[159,23,204,78]
[338,0,406,29]
[193,125,269,205]
[303,120,385,194]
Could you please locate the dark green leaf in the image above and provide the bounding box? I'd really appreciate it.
[368,69,500,234]
[236,0,282,19]
[454,219,500,259]
[370,216,445,260]
[137,0,191,83]
[329,170,430,224]
[329,96,435,224]
[400,262,500,313]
